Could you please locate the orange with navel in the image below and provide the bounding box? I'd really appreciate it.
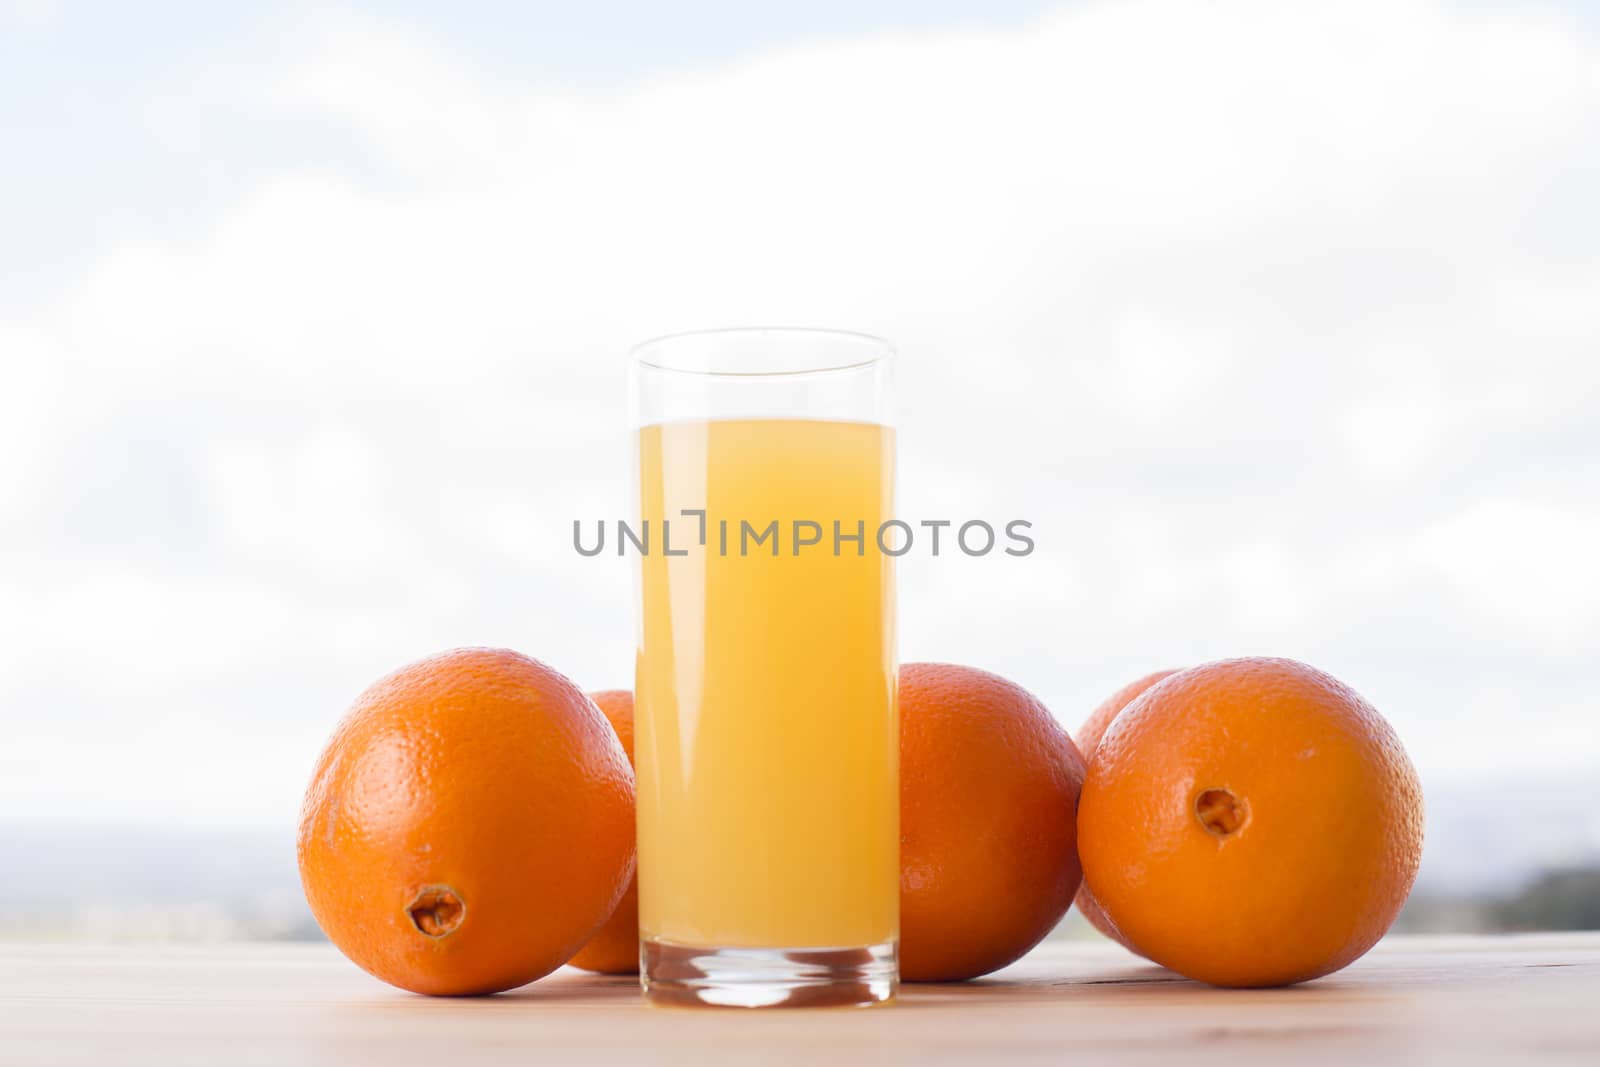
[568,689,639,975]
[899,662,1086,981]
[297,648,636,995]
[1078,657,1423,987]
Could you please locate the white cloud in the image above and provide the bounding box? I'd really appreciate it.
[1414,497,1600,651]
[2,0,1598,825]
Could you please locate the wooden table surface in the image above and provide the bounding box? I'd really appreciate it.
[3,934,1598,1065]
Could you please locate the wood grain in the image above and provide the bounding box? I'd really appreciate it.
[2,935,1597,1065]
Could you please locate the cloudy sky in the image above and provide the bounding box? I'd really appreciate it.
[2,0,1597,851]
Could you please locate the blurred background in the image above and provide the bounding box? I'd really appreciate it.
[2,0,1597,943]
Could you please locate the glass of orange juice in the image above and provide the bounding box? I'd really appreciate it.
[630,328,898,1008]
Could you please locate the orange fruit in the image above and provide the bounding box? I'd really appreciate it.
[568,689,639,975]
[297,648,636,996]
[1071,668,1182,950]
[899,662,1086,981]
[1078,657,1423,987]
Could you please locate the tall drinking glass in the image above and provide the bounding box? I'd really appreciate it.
[630,328,898,1008]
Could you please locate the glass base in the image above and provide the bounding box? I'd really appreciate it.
[641,938,897,1008]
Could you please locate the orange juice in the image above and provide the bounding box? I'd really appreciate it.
[635,417,897,949]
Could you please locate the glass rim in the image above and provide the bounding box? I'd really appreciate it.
[630,326,895,378]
